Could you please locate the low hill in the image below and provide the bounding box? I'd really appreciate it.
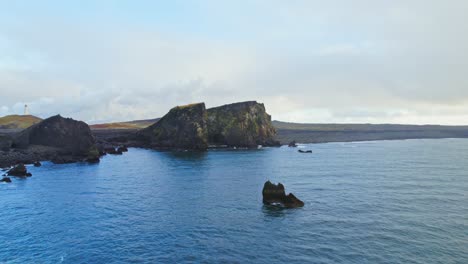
[0,115,42,129]
[90,118,160,130]
[273,121,468,143]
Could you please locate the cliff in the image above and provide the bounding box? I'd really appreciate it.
[136,103,208,150]
[207,101,279,147]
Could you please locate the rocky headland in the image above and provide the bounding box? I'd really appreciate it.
[126,101,279,150]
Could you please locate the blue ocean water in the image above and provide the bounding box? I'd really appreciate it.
[1,139,467,263]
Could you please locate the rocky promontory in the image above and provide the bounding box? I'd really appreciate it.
[132,101,279,149]
[136,103,208,150]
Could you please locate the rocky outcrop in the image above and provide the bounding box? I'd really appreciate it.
[288,140,297,147]
[0,177,12,183]
[14,115,96,153]
[105,147,123,155]
[136,103,208,150]
[207,101,279,147]
[262,181,304,208]
[33,161,42,167]
[7,164,32,177]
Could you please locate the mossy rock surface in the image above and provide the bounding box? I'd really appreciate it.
[207,101,278,147]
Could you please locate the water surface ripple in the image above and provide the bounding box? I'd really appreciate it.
[1,139,467,263]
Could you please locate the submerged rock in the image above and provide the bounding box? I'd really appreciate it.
[298,149,312,153]
[0,177,12,183]
[262,181,304,208]
[137,103,208,150]
[7,164,32,177]
[207,101,279,147]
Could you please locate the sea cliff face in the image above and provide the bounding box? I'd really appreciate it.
[134,101,279,149]
[136,103,208,150]
[207,101,279,147]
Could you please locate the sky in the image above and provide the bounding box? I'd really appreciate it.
[0,0,467,125]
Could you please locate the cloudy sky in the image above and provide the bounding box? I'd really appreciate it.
[1,0,467,124]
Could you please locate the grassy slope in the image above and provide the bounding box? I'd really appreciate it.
[90,118,160,130]
[0,115,42,129]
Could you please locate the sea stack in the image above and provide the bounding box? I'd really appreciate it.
[136,103,208,150]
[262,181,304,208]
[207,101,279,147]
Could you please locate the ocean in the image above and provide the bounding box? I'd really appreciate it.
[1,139,467,263]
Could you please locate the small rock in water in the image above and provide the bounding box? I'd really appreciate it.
[262,181,304,208]
[34,161,42,167]
[288,140,297,147]
[0,177,12,183]
[298,149,312,153]
[7,164,32,177]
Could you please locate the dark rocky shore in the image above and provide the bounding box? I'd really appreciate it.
[0,101,279,168]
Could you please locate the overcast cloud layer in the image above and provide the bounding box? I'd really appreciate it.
[1,0,467,124]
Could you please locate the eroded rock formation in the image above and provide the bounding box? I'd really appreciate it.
[262,181,304,208]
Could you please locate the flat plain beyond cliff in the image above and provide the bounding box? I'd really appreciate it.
[2,112,468,145]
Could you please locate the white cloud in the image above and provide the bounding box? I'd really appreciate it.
[0,1,468,125]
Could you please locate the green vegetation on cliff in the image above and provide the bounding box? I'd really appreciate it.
[136,103,208,150]
[207,101,278,147]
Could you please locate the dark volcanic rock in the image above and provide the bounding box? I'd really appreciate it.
[104,147,122,155]
[262,181,304,208]
[1,177,12,183]
[0,134,13,151]
[117,146,128,152]
[33,161,42,167]
[298,149,312,153]
[51,156,79,164]
[137,103,208,150]
[14,115,97,155]
[288,140,297,147]
[207,101,279,147]
[7,164,32,177]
